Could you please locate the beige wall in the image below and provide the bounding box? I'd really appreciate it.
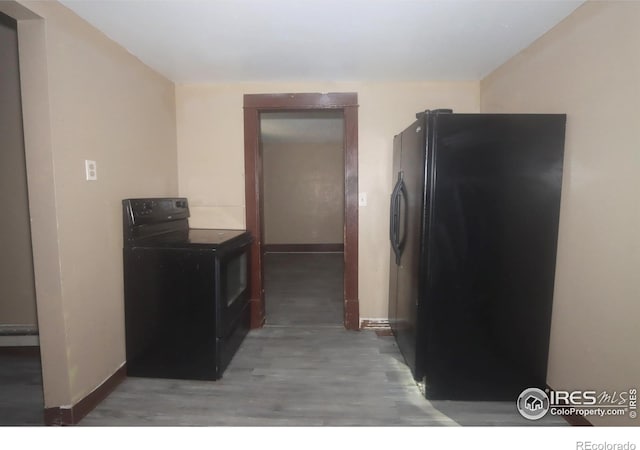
[0,15,37,327]
[3,1,178,409]
[176,81,479,319]
[263,141,344,245]
[481,1,640,425]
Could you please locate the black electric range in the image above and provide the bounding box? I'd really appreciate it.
[122,198,252,380]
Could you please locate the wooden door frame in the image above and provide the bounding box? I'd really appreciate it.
[243,92,359,330]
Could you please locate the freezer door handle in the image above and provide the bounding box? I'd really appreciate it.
[389,172,405,265]
[398,177,408,261]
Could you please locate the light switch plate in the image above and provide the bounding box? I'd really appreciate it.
[358,192,367,207]
[85,160,97,181]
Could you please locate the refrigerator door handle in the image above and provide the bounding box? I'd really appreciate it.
[389,172,403,264]
[398,178,408,261]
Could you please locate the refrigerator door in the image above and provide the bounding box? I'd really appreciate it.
[394,118,427,379]
[422,113,565,399]
[388,133,403,335]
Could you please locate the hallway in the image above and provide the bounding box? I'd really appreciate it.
[264,252,344,327]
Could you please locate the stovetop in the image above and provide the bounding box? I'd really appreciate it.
[123,198,250,249]
[134,228,249,248]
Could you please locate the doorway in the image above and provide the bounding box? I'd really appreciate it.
[261,111,345,326]
[0,10,44,425]
[243,93,359,330]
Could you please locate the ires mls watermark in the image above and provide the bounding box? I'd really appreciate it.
[516,387,637,420]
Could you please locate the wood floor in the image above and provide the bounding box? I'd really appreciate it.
[1,253,567,426]
[81,326,459,426]
[80,253,565,427]
[0,347,44,426]
[81,326,566,426]
[264,252,343,326]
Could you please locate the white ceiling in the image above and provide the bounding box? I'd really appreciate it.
[59,0,584,84]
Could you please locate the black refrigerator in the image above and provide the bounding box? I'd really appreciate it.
[388,109,566,400]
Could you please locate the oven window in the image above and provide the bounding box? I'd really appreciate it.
[225,252,247,306]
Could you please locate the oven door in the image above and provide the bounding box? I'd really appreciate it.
[216,243,250,338]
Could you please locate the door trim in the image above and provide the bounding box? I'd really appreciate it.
[243,92,359,330]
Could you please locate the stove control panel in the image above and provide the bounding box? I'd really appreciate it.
[123,198,190,226]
